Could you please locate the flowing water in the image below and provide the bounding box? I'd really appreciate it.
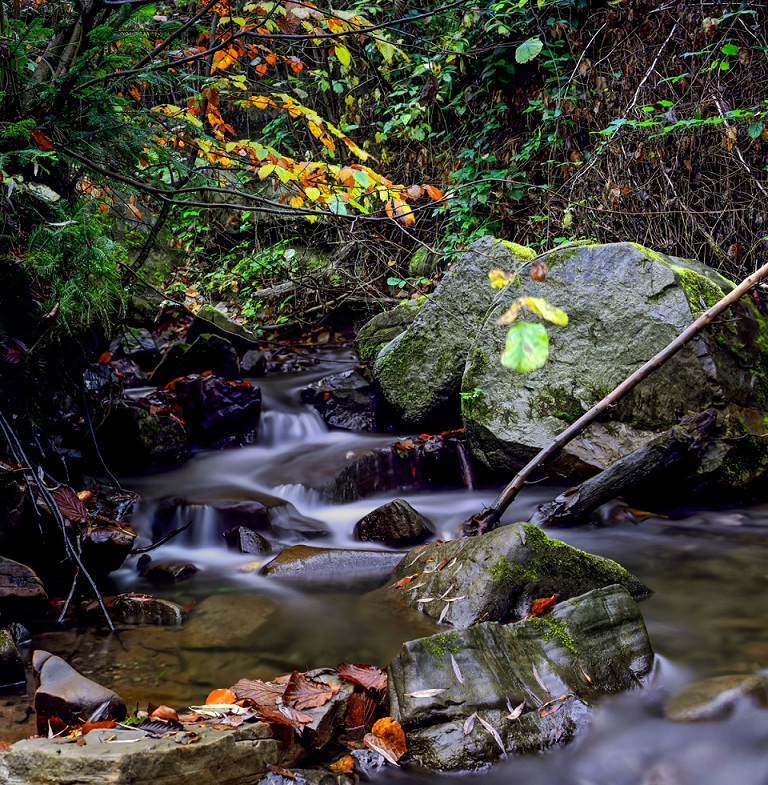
[13,350,768,783]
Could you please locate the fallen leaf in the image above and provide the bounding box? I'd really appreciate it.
[267,764,296,778]
[406,689,447,698]
[52,486,88,523]
[532,664,548,693]
[506,699,525,720]
[477,714,506,754]
[463,712,476,735]
[282,671,339,710]
[392,573,421,589]
[329,755,355,774]
[336,663,387,692]
[149,705,180,722]
[530,260,548,281]
[363,717,406,765]
[232,678,285,707]
[80,720,116,735]
[205,688,236,705]
[450,654,463,685]
[344,691,378,738]
[528,594,559,618]
[539,693,574,718]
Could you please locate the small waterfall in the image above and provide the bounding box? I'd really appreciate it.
[455,440,476,490]
[271,483,325,510]
[258,409,327,447]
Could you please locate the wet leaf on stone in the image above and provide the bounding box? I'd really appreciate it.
[329,755,355,774]
[450,654,464,685]
[463,713,476,735]
[506,699,525,720]
[52,486,88,523]
[477,714,506,754]
[392,573,421,589]
[149,705,181,722]
[344,691,378,738]
[539,693,574,718]
[282,671,339,710]
[407,689,447,698]
[532,664,549,693]
[337,662,387,692]
[528,594,559,618]
[363,717,407,765]
[232,678,285,707]
[205,688,236,705]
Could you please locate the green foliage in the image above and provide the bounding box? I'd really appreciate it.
[25,208,127,332]
[501,322,549,372]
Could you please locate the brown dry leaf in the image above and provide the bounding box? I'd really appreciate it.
[232,678,285,708]
[80,720,116,735]
[77,490,94,503]
[150,705,180,722]
[363,717,407,765]
[205,688,236,705]
[530,260,548,282]
[282,671,339,710]
[52,486,88,523]
[252,703,313,730]
[527,594,559,618]
[337,662,388,692]
[539,693,573,717]
[329,755,356,774]
[392,573,421,589]
[344,691,378,738]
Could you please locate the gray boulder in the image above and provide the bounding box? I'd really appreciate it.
[383,522,648,627]
[373,237,535,427]
[355,301,421,365]
[0,722,304,785]
[300,368,380,431]
[462,242,768,494]
[388,584,654,770]
[108,326,161,371]
[261,545,404,584]
[353,498,433,546]
[33,650,126,733]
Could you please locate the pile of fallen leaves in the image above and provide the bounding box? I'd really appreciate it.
[56,661,407,772]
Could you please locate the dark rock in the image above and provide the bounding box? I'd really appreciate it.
[33,650,126,733]
[80,521,137,577]
[373,237,534,427]
[261,545,404,585]
[0,557,48,621]
[142,561,198,582]
[300,368,380,431]
[382,522,649,627]
[241,349,267,376]
[353,498,433,546]
[355,302,421,365]
[0,721,304,785]
[95,401,190,471]
[102,594,187,626]
[388,584,654,770]
[664,673,768,721]
[6,623,30,645]
[108,326,161,371]
[161,375,261,447]
[0,630,25,691]
[187,304,263,351]
[151,334,240,385]
[224,526,272,554]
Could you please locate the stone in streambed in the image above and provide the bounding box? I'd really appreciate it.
[0,630,25,691]
[261,546,403,585]
[300,367,381,432]
[0,557,47,620]
[182,593,276,649]
[224,526,272,554]
[142,561,198,582]
[33,650,126,733]
[664,673,768,721]
[388,584,654,770]
[355,301,421,365]
[382,522,649,627]
[151,333,240,385]
[102,594,187,626]
[353,498,433,547]
[108,326,161,371]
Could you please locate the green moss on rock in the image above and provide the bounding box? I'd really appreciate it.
[423,632,460,658]
[532,385,585,423]
[489,555,515,586]
[494,240,536,261]
[529,616,578,656]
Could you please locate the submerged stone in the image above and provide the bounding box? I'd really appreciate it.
[664,673,768,721]
[388,584,654,770]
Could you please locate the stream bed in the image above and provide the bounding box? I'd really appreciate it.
[9,350,768,783]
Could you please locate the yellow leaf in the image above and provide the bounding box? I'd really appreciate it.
[304,186,321,201]
[334,44,352,69]
[290,196,304,207]
[258,163,275,180]
[497,301,522,325]
[308,120,324,139]
[488,269,516,289]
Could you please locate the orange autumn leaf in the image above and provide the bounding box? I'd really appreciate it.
[329,756,355,774]
[80,720,116,735]
[424,184,443,200]
[528,594,559,618]
[30,128,55,151]
[364,717,407,765]
[128,85,142,101]
[150,705,181,722]
[98,351,112,364]
[206,688,236,704]
[282,671,339,710]
[393,572,421,589]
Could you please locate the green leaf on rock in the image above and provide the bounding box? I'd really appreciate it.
[501,322,549,372]
[522,297,568,326]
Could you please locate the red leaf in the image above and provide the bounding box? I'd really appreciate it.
[344,691,378,738]
[530,260,548,282]
[528,594,559,618]
[30,128,55,151]
[282,671,339,710]
[99,351,112,364]
[337,663,387,692]
[52,486,88,523]
[232,678,285,707]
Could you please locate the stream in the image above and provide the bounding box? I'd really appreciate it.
[14,350,768,783]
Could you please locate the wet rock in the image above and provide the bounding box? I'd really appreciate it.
[80,521,137,577]
[355,302,421,365]
[261,545,403,585]
[33,650,126,733]
[108,326,161,371]
[664,673,768,721]
[301,368,380,431]
[353,498,433,546]
[187,303,262,351]
[6,623,30,645]
[0,557,47,621]
[241,349,268,376]
[349,748,387,777]
[95,401,190,471]
[389,584,654,770]
[0,721,304,785]
[142,561,199,582]
[462,242,768,496]
[151,333,240,385]
[0,630,25,691]
[161,375,261,447]
[101,594,187,626]
[373,237,534,428]
[382,522,649,627]
[257,768,354,785]
[224,526,272,554]
[182,593,276,649]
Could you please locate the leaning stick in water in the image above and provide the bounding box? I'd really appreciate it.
[459,259,768,537]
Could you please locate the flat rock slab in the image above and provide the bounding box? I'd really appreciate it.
[261,545,403,585]
[0,723,303,785]
[388,584,654,770]
[381,522,649,627]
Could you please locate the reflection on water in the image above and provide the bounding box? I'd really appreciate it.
[15,351,768,781]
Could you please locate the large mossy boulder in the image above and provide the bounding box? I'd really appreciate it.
[461,242,768,494]
[355,301,421,365]
[371,237,535,427]
[382,522,648,627]
[388,584,654,770]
